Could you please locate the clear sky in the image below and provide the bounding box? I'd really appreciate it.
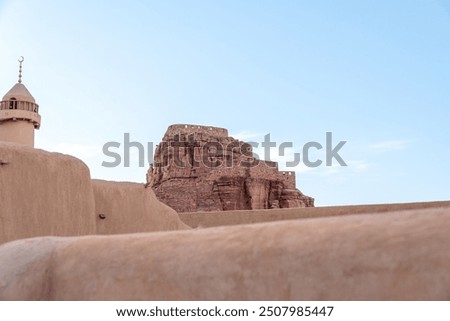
[0,0,449,206]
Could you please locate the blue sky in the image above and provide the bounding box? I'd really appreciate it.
[0,0,449,206]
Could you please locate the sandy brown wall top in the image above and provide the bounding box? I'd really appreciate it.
[92,179,189,234]
[180,200,450,228]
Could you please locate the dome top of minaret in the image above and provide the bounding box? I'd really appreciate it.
[3,83,36,103]
[2,56,36,103]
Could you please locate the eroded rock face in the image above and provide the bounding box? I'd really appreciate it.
[147,124,314,213]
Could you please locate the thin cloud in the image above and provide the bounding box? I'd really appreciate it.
[251,145,324,174]
[369,140,408,152]
[438,0,450,17]
[43,142,101,159]
[296,159,372,178]
[230,130,264,141]
[346,160,373,172]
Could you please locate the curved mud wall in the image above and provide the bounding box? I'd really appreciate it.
[92,180,189,234]
[0,143,96,244]
[0,143,188,245]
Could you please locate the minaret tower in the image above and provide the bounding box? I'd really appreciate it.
[0,57,41,147]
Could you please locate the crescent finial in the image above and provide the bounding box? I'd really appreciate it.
[18,56,24,83]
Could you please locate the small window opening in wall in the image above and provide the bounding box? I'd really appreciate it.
[98,214,106,219]
[9,98,17,109]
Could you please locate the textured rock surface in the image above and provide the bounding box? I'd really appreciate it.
[147,124,314,212]
[1,207,450,300]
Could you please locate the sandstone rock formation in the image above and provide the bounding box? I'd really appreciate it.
[2,207,450,300]
[147,124,314,213]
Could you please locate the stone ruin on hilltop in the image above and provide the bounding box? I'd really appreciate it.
[146,124,314,213]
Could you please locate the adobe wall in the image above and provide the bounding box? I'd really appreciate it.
[0,143,189,245]
[0,142,96,244]
[92,180,189,234]
[1,206,450,300]
[180,200,450,228]
[0,121,35,147]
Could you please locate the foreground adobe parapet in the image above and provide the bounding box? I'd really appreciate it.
[147,124,314,212]
[2,207,450,300]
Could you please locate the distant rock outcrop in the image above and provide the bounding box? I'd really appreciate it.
[147,124,314,213]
